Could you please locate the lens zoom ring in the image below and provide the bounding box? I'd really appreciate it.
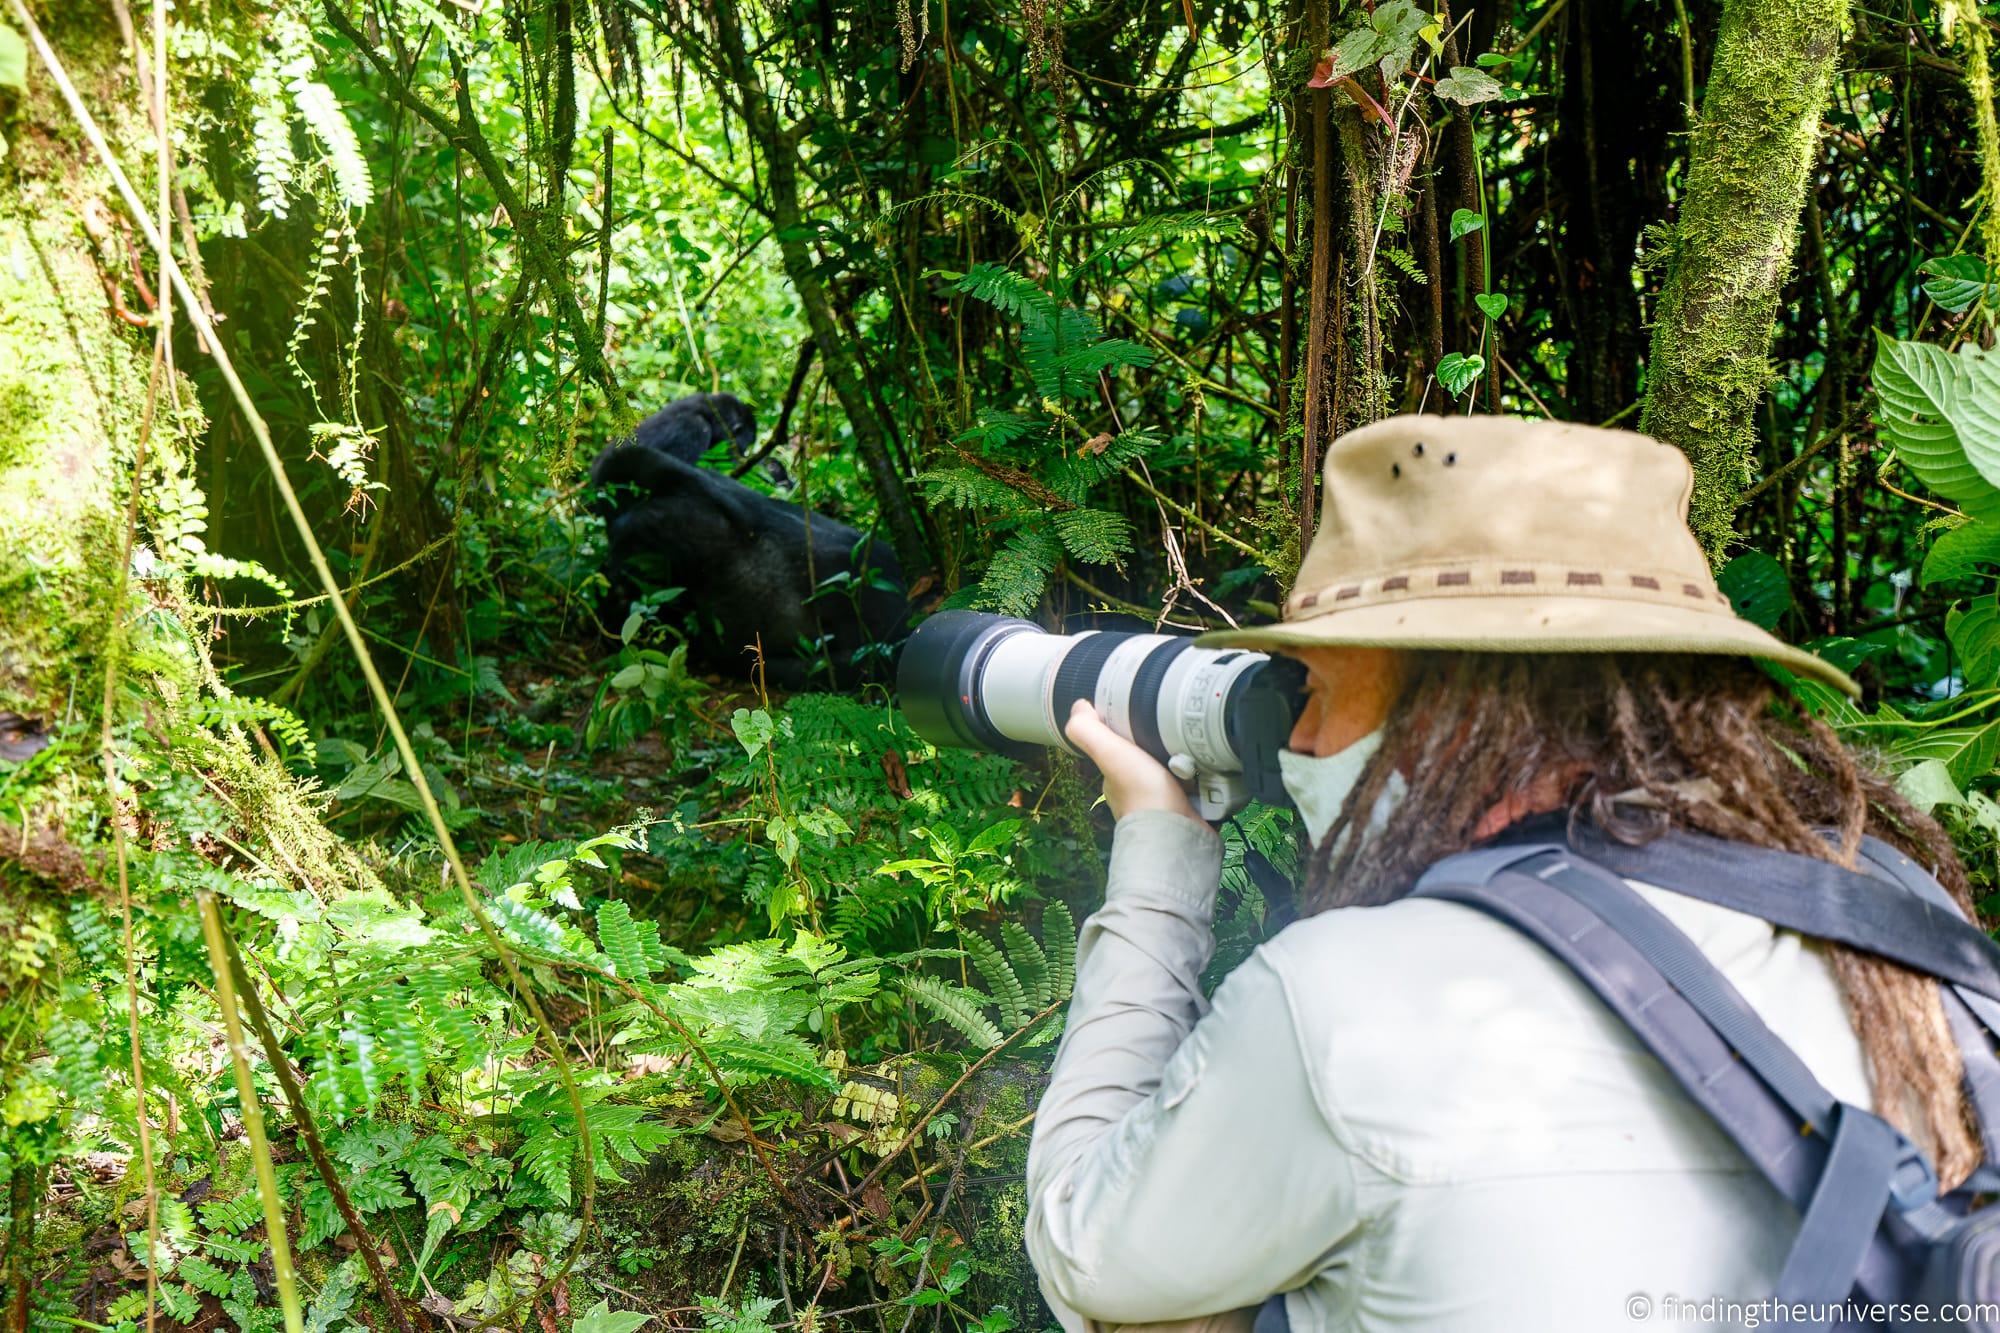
[1127,638,1194,762]
[1049,633,1129,736]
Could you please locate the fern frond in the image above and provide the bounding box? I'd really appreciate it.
[1000,920,1051,1010]
[961,934,1028,1030]
[595,899,652,981]
[1042,901,1076,1002]
[954,262,1059,326]
[1052,508,1134,565]
[1080,211,1247,269]
[974,528,1061,618]
[906,975,1004,1051]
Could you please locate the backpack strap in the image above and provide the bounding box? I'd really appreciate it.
[1544,825,2000,1003]
[1413,844,1915,1317]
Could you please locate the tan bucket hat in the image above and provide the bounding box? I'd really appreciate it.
[1198,415,1858,697]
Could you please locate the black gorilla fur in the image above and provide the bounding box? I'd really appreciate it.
[589,434,907,688]
[632,392,787,486]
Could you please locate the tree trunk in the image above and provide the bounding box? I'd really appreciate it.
[1639,0,1850,558]
[709,0,933,578]
[1,9,370,1302]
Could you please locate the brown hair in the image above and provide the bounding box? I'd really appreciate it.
[1303,651,1981,1184]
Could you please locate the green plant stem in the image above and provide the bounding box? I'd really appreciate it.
[1120,466,1273,565]
[215,919,418,1333]
[194,891,303,1333]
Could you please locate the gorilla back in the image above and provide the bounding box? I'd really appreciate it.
[590,443,907,688]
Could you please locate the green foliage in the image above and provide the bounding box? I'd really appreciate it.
[905,902,1075,1052]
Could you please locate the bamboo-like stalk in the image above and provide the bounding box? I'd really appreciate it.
[213,920,419,1333]
[195,892,304,1333]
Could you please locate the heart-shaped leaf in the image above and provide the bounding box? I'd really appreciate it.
[1434,65,1505,105]
[1448,208,1484,242]
[1473,291,1508,321]
[1436,352,1485,396]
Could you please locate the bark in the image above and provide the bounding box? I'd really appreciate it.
[1,11,376,1300]
[1639,0,1850,558]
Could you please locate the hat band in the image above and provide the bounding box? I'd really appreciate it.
[1286,560,1733,621]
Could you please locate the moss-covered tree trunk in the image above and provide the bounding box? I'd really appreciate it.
[1639,0,1849,558]
[1,8,363,1309]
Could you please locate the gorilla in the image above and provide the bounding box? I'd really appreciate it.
[632,392,789,486]
[589,439,907,689]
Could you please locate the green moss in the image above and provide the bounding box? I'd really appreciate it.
[1639,0,1851,560]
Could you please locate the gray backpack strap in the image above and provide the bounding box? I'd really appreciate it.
[1414,844,1913,1317]
[1557,827,2000,1002]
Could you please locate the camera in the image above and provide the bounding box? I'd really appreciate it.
[896,610,1302,820]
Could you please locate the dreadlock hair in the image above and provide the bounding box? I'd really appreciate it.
[1303,650,1981,1185]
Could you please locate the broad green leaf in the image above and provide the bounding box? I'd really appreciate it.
[573,1299,651,1333]
[1434,65,1504,105]
[1951,345,2000,489]
[1801,636,1890,673]
[1436,352,1485,396]
[730,706,776,759]
[1950,600,2000,688]
[763,814,802,869]
[1894,717,2000,785]
[1872,333,2000,512]
[1896,758,1965,813]
[1473,291,1508,320]
[965,818,1024,856]
[1448,208,1484,242]
[1717,551,1792,630]
[0,24,23,93]
[1922,520,2000,586]
[1920,254,1994,314]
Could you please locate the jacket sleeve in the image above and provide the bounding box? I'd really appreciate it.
[1025,811,1361,1326]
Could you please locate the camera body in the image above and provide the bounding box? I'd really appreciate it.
[897,610,1301,820]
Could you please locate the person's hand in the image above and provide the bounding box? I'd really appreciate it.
[1064,699,1202,825]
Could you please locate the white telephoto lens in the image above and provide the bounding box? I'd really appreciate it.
[978,629,1081,748]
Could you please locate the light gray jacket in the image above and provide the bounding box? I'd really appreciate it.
[1024,811,1872,1332]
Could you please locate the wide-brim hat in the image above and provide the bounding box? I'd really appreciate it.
[1198,415,1858,697]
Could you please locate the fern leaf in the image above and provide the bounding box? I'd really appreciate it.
[1052,508,1134,565]
[1000,920,1051,1010]
[961,934,1028,1030]
[974,528,1061,618]
[906,975,1003,1051]
[516,1129,577,1206]
[1042,901,1076,1002]
[367,996,427,1094]
[596,899,652,980]
[706,1034,840,1088]
[953,263,1059,326]
[486,896,568,955]
[176,1256,235,1298]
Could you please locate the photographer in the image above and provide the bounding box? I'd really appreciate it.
[1024,416,1987,1331]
